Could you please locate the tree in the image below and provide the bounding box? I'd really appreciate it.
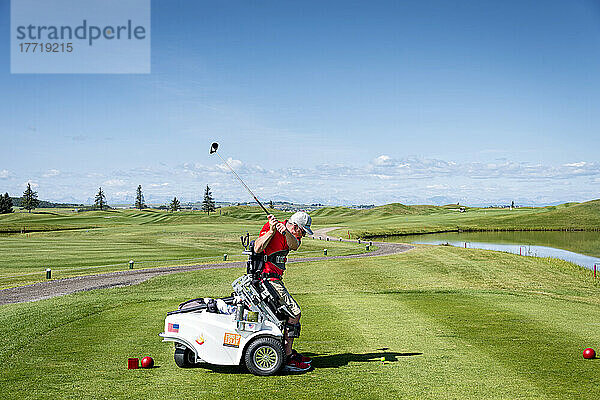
[94,187,106,210]
[135,185,146,210]
[269,200,274,209]
[169,197,180,212]
[0,193,12,214]
[21,183,39,213]
[202,185,216,215]
[2,193,14,214]
[511,200,515,209]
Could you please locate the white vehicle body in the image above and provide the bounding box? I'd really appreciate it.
[159,310,283,366]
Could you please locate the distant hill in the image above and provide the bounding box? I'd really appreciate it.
[505,199,600,229]
[310,202,451,220]
[9,197,84,209]
[310,199,600,237]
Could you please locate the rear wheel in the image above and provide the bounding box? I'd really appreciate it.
[244,337,284,376]
[174,346,196,368]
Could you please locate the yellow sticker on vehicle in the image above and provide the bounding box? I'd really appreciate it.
[223,332,241,348]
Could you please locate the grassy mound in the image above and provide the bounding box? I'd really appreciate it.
[315,199,600,238]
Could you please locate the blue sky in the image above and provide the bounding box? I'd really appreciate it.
[1,0,599,206]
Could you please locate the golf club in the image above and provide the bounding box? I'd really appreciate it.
[209,142,270,215]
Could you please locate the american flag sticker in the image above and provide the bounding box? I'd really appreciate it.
[168,323,179,333]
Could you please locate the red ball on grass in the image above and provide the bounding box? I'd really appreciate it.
[583,348,596,359]
[141,356,154,368]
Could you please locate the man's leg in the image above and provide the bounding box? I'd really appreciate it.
[285,314,300,357]
[265,280,310,368]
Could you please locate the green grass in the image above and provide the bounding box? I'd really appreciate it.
[1,245,599,399]
[0,207,294,233]
[0,231,366,290]
[1,201,599,287]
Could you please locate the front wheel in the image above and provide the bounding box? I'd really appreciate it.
[174,346,196,368]
[244,337,284,376]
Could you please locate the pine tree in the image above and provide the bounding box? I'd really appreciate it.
[1,193,14,214]
[169,197,180,212]
[202,185,216,215]
[21,183,39,213]
[6,193,13,213]
[269,200,273,209]
[94,187,106,210]
[135,185,146,210]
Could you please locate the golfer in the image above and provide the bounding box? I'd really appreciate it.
[253,211,313,372]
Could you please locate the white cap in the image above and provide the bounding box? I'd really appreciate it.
[289,211,313,235]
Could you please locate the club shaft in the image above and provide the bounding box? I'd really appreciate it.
[215,152,269,215]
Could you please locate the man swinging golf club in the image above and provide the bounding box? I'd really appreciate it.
[254,211,314,372]
[209,142,313,371]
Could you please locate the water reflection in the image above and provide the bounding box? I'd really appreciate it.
[382,231,600,270]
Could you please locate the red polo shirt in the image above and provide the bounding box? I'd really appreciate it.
[259,219,300,277]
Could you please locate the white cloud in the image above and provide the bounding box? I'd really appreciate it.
[564,162,586,167]
[372,174,393,180]
[24,180,39,189]
[373,155,391,166]
[14,156,599,207]
[42,169,60,178]
[113,191,133,197]
[103,179,126,187]
[426,184,449,190]
[217,158,243,171]
[0,169,9,179]
[366,156,600,182]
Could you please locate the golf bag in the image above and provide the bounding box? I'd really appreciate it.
[246,240,265,280]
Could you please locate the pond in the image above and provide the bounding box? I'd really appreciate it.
[381,231,600,270]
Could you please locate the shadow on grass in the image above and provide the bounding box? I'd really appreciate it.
[309,351,422,368]
[31,211,71,215]
[201,364,246,374]
[197,350,422,374]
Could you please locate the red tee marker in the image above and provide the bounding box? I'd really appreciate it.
[583,348,596,359]
[141,356,154,368]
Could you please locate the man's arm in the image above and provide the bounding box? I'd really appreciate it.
[273,219,300,250]
[254,228,274,253]
[253,215,278,253]
[283,229,300,251]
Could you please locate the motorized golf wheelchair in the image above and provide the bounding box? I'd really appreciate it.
[160,235,299,376]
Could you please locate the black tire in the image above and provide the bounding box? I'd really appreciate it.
[244,337,285,376]
[174,346,196,368]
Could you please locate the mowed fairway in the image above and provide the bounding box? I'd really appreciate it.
[1,245,599,399]
[0,208,367,288]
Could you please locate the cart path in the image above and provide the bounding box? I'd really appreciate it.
[0,227,412,305]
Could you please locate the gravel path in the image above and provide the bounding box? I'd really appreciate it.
[0,227,412,305]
